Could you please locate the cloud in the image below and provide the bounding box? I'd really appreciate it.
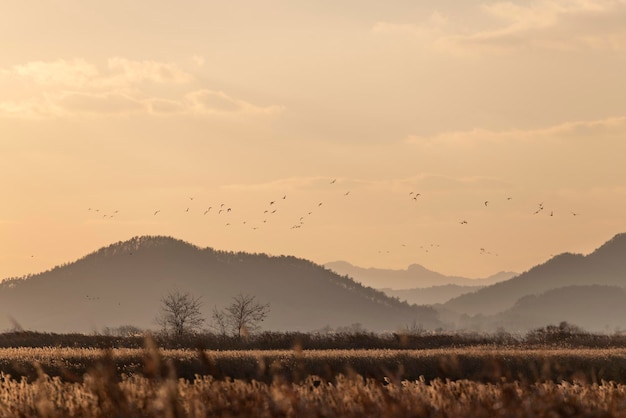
[222,174,509,195]
[9,57,192,89]
[372,11,449,41]
[105,57,193,86]
[12,59,99,87]
[446,0,626,52]
[406,115,626,146]
[185,90,284,116]
[55,92,145,115]
[222,176,338,192]
[374,1,626,53]
[0,58,284,119]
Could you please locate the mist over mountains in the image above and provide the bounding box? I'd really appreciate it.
[0,236,439,334]
[3,233,626,334]
[441,233,626,332]
[324,261,515,290]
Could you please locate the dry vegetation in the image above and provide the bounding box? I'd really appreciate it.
[3,369,626,417]
[1,330,626,416]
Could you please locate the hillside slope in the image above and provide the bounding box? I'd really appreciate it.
[444,233,626,316]
[0,236,440,333]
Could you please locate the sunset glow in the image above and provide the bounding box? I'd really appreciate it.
[2,1,626,283]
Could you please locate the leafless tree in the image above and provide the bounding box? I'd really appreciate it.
[156,289,205,336]
[213,293,270,337]
[211,306,228,336]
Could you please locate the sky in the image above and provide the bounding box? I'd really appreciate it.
[2,0,626,282]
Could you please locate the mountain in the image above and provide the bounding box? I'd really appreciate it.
[0,236,440,333]
[324,260,516,289]
[381,285,484,305]
[489,285,626,333]
[444,233,626,317]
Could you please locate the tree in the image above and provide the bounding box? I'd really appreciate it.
[212,293,270,337]
[156,289,205,336]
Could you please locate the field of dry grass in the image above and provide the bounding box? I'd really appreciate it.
[3,346,626,384]
[3,370,626,417]
[2,336,626,416]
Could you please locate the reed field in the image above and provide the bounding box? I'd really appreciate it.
[2,332,626,416]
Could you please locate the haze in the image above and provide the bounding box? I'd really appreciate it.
[2,0,626,283]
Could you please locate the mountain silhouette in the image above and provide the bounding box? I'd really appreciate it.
[324,260,515,290]
[0,236,440,333]
[489,285,626,333]
[444,233,626,317]
[381,285,486,305]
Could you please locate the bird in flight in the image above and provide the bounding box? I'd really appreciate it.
[153,210,160,216]
[460,220,468,224]
[344,191,350,196]
[484,201,489,206]
[330,179,337,184]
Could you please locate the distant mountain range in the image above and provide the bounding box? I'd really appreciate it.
[0,236,440,333]
[380,285,486,306]
[324,260,516,290]
[440,233,626,332]
[4,233,626,334]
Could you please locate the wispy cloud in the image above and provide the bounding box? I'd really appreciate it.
[11,57,192,88]
[185,90,284,116]
[374,1,626,53]
[406,115,626,146]
[447,0,626,52]
[0,57,284,119]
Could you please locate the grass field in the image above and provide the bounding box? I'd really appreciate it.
[3,346,626,384]
[2,333,626,416]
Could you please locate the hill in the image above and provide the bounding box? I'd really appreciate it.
[444,233,626,317]
[324,261,516,289]
[381,285,484,305]
[489,285,626,333]
[0,236,440,333]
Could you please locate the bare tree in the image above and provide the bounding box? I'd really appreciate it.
[211,306,228,336]
[156,289,205,336]
[213,294,270,337]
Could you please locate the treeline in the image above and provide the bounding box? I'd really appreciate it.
[2,322,626,350]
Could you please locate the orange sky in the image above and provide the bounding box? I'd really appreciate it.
[2,1,626,283]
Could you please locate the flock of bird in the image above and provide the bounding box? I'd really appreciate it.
[82,177,582,260]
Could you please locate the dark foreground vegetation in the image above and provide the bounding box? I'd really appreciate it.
[2,325,626,416]
[2,321,626,350]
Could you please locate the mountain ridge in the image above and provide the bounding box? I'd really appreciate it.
[0,236,441,333]
[443,233,626,317]
[324,260,516,289]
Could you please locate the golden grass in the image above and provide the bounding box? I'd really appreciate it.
[2,371,626,417]
[1,345,626,416]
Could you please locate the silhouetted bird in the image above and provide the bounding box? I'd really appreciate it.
[154,210,160,215]
[330,179,336,184]
[484,201,489,206]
